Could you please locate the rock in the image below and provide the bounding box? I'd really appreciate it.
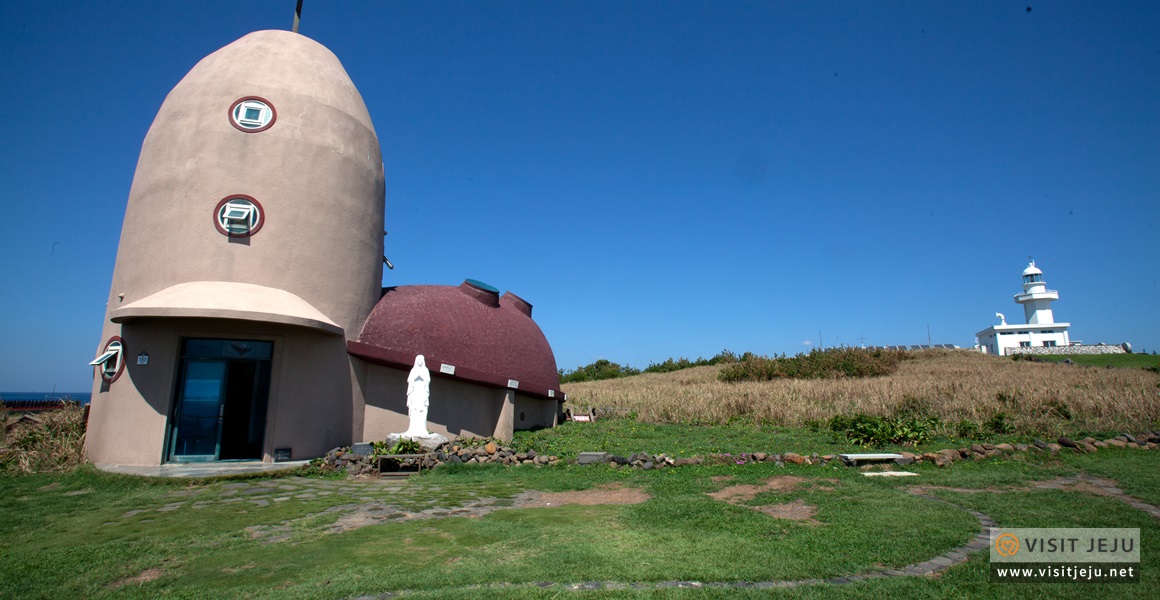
[1033,439,1049,450]
[1015,444,1028,452]
[775,460,785,467]
[753,452,768,462]
[527,450,538,459]
[1123,434,1137,444]
[822,454,836,462]
[934,454,952,467]
[982,443,997,451]
[485,442,497,454]
[577,452,609,465]
[939,449,960,462]
[922,452,940,462]
[351,442,374,456]
[970,444,987,455]
[1093,441,1108,448]
[995,443,1014,453]
[1081,442,1098,453]
[894,456,914,466]
[1047,443,1062,452]
[783,453,807,464]
[1057,437,1078,449]
[673,457,702,466]
[957,448,970,458]
[1107,439,1126,448]
[608,455,629,465]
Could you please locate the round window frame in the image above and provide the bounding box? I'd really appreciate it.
[213,195,265,238]
[99,336,126,384]
[228,96,277,133]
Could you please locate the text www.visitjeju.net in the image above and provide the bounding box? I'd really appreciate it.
[991,564,1138,583]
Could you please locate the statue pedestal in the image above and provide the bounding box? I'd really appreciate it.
[386,432,449,452]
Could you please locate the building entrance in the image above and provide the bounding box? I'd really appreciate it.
[167,339,272,462]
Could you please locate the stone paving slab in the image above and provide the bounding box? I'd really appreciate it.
[95,460,311,478]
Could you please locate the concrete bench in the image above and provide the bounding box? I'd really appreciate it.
[838,453,904,466]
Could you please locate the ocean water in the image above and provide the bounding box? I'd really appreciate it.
[0,392,91,405]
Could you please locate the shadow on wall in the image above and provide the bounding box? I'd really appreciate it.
[363,365,505,441]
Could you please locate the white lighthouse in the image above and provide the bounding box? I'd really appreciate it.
[976,261,1071,356]
[1016,262,1058,325]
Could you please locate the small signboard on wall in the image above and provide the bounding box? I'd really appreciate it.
[137,352,149,365]
[273,448,292,462]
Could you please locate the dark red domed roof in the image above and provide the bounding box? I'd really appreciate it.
[348,280,563,401]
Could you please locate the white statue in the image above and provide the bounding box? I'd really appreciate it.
[404,354,431,436]
[385,353,447,451]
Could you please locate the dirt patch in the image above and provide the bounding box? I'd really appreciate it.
[707,476,833,525]
[708,476,836,503]
[108,568,164,588]
[519,483,650,508]
[751,499,820,524]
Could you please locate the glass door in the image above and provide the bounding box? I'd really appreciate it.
[171,360,227,461]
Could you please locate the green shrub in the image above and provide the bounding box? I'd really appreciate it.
[955,420,983,440]
[828,413,938,447]
[559,359,641,383]
[985,412,1014,435]
[643,349,740,375]
[719,347,909,382]
[371,438,423,455]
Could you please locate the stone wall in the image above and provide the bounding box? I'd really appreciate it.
[1006,344,1127,356]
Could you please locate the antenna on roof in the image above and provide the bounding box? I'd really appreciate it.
[292,0,304,33]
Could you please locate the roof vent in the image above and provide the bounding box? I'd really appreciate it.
[501,291,533,317]
[459,279,500,307]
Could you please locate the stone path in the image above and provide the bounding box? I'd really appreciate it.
[114,477,412,523]
[1033,474,1160,520]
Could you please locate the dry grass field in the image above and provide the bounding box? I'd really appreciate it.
[562,350,1160,436]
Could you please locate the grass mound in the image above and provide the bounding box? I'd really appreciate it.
[560,349,1160,436]
[1,404,87,475]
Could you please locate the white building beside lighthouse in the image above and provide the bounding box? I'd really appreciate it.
[976,261,1071,356]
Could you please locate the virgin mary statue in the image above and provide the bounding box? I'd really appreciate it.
[403,355,431,437]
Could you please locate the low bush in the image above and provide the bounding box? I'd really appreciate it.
[828,413,939,447]
[719,347,909,382]
[559,359,641,383]
[644,349,739,374]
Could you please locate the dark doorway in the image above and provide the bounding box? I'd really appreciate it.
[168,339,272,462]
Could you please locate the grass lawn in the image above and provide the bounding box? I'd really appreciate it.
[2,438,1157,598]
[516,418,1068,460]
[1034,353,1160,369]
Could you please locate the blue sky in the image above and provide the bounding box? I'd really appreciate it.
[1,1,1157,392]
